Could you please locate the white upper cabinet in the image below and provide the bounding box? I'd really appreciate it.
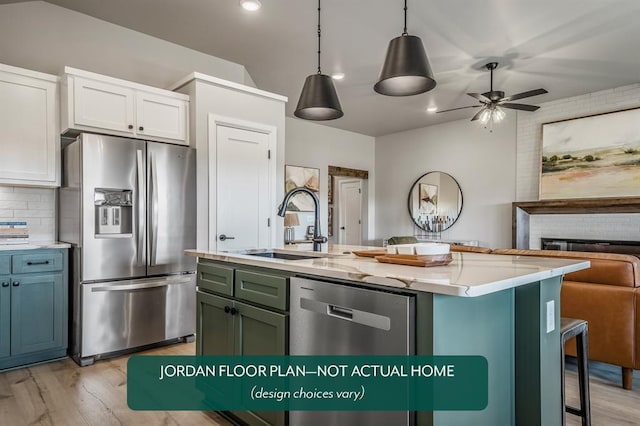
[0,64,59,186]
[136,92,187,142]
[62,68,189,145]
[73,77,135,134]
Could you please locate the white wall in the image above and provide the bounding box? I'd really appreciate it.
[517,83,640,247]
[375,116,517,249]
[0,186,55,241]
[0,1,253,89]
[285,117,376,245]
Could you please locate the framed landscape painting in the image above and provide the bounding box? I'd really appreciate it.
[540,108,640,200]
[285,165,320,211]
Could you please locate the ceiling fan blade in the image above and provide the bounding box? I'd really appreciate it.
[467,93,491,103]
[436,105,481,113]
[501,88,548,102]
[501,103,540,112]
[471,108,486,121]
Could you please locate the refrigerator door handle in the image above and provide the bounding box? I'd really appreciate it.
[90,278,192,292]
[150,151,159,266]
[136,149,145,267]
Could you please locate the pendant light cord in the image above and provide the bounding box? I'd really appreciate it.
[317,0,322,74]
[402,0,408,36]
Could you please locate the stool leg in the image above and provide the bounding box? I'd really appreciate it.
[622,367,633,390]
[576,331,591,426]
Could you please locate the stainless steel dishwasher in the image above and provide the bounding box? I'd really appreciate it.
[290,277,415,426]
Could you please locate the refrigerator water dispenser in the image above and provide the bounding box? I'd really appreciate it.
[94,189,132,236]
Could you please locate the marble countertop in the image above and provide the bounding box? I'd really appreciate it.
[185,244,589,297]
[0,242,71,251]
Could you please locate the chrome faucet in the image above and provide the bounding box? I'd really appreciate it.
[277,187,327,252]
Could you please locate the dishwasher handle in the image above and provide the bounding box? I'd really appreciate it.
[327,305,353,321]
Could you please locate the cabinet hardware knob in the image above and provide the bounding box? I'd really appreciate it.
[139,126,144,131]
[1,282,8,288]
[230,307,238,316]
[224,306,231,313]
[12,281,19,287]
[128,124,134,130]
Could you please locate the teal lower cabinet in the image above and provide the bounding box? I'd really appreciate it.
[197,261,289,426]
[0,249,68,371]
[0,276,10,359]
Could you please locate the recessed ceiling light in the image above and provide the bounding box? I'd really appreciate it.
[331,73,345,81]
[426,106,438,113]
[240,0,262,11]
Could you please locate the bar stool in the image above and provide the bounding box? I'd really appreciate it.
[560,318,591,426]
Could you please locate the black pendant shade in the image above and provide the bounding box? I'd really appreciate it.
[294,74,344,120]
[374,34,436,96]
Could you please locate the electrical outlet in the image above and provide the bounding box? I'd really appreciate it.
[546,300,555,333]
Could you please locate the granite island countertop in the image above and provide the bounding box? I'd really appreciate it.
[185,244,589,297]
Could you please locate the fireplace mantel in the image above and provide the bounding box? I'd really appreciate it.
[512,197,640,248]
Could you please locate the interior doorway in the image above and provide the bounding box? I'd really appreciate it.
[337,179,363,245]
[328,165,368,245]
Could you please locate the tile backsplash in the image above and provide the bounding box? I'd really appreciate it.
[0,186,56,242]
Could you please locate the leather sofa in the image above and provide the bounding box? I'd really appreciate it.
[493,249,640,390]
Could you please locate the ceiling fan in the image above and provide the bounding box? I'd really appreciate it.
[437,62,548,123]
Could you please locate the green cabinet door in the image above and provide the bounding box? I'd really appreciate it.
[234,300,287,356]
[0,276,10,359]
[196,290,234,355]
[10,273,65,356]
[233,301,287,426]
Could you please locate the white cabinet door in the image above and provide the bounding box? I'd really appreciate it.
[136,92,187,144]
[0,67,58,185]
[73,77,135,134]
[215,125,271,250]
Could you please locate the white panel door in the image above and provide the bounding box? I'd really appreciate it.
[338,179,362,245]
[136,92,188,144]
[73,77,135,134]
[0,68,57,184]
[216,125,271,250]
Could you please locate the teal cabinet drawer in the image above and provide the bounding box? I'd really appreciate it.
[197,262,234,297]
[0,256,10,275]
[235,270,288,311]
[12,252,63,274]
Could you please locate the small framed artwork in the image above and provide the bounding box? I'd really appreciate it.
[285,165,320,211]
[540,107,640,200]
[328,175,333,205]
[419,183,438,214]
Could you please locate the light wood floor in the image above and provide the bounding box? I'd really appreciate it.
[1,343,638,425]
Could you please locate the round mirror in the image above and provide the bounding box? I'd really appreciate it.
[407,171,463,232]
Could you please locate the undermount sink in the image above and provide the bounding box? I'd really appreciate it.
[245,251,319,260]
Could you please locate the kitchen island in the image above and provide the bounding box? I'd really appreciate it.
[186,245,589,426]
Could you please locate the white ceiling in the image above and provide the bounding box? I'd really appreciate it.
[21,0,640,136]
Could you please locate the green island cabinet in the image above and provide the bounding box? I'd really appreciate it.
[0,249,68,370]
[196,259,290,426]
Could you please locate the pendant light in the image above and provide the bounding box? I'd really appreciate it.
[374,0,436,96]
[294,0,344,121]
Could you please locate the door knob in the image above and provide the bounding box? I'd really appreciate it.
[219,234,235,241]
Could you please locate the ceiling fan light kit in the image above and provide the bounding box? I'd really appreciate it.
[437,62,548,128]
[294,0,344,121]
[374,0,436,96]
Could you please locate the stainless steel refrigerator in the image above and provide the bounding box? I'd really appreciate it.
[60,133,196,366]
